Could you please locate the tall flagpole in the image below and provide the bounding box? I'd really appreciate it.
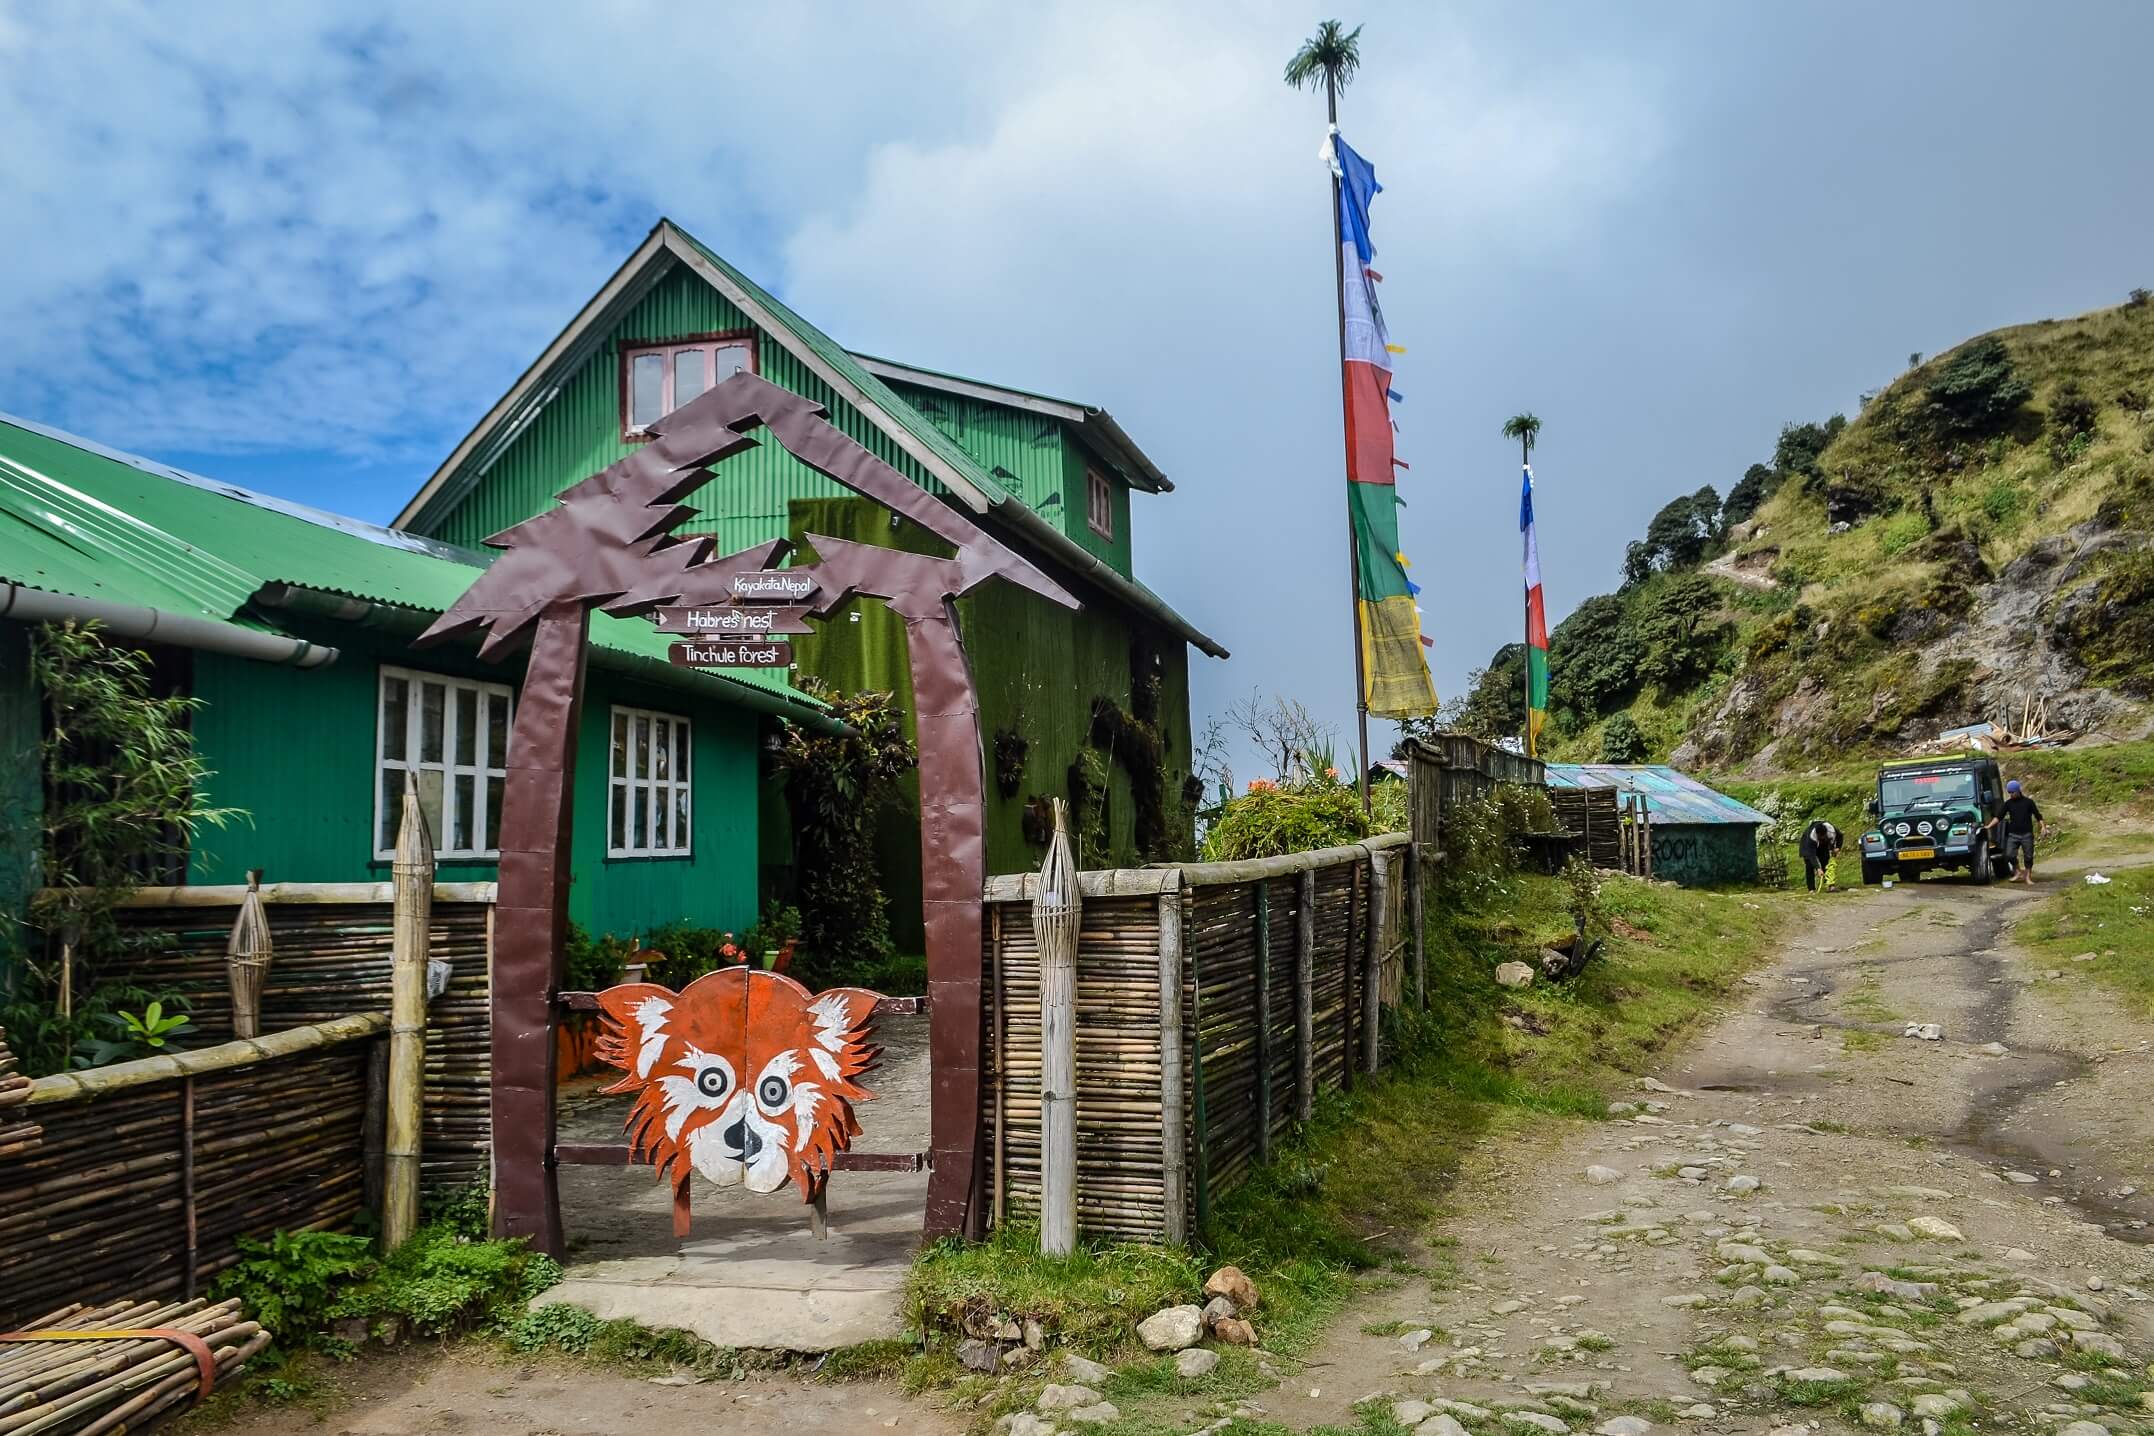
[1521,435,1533,759]
[1328,71,1374,817]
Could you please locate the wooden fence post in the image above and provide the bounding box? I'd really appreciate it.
[1341,860,1358,1094]
[1253,882,1272,1164]
[1295,866,1315,1122]
[1157,875,1188,1246]
[383,791,432,1252]
[1361,848,1384,1075]
[1408,842,1428,1011]
[1640,796,1654,882]
[361,1036,390,1220]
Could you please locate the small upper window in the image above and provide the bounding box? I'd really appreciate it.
[623,335,755,435]
[1086,467,1115,541]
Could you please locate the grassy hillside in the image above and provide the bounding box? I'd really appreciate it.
[1449,293,2154,771]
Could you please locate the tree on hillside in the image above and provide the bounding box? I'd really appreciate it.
[1635,574,1726,688]
[1503,412,1542,467]
[1772,416,1843,481]
[1442,646,1527,742]
[1548,593,1643,718]
[1643,488,1719,570]
[1920,337,2030,443]
[1620,541,1654,590]
[1600,711,1647,763]
[1723,462,1776,527]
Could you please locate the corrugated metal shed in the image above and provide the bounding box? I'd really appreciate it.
[0,413,820,720]
[1542,764,1770,827]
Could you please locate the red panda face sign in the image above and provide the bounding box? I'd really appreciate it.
[594,968,881,1201]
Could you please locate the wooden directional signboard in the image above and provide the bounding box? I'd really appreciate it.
[669,639,793,668]
[729,571,819,604]
[651,605,815,636]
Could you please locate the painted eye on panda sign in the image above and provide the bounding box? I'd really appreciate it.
[697,1067,729,1099]
[759,1074,791,1109]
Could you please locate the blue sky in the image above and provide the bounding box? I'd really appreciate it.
[5,1,2151,774]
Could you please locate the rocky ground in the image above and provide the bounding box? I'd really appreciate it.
[1244,855,2154,1436]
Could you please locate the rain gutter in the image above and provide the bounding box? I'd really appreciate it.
[1,579,338,668]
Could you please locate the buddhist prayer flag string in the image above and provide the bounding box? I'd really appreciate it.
[1323,127,1438,717]
[1520,463,1549,756]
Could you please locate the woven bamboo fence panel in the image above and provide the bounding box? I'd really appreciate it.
[984,836,1413,1242]
[107,898,492,1192]
[0,1017,382,1329]
[986,897,1172,1241]
[1547,788,1624,869]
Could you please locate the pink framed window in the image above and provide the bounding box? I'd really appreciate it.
[621,333,757,437]
[1086,467,1115,541]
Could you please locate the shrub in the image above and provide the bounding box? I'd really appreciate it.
[1919,336,2031,445]
[1600,712,1647,763]
[2127,287,2151,309]
[1982,480,2024,524]
[1436,785,1557,907]
[2049,379,2102,457]
[1203,776,1368,861]
[1877,511,1931,556]
[212,1222,562,1356]
[772,681,916,982]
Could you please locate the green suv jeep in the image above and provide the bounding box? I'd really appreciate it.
[1859,755,2006,885]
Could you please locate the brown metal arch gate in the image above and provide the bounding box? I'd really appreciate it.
[418,371,1077,1255]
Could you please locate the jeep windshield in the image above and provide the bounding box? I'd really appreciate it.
[1881,771,1978,809]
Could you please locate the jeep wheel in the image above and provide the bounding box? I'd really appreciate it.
[1862,861,1885,886]
[1970,839,1994,886]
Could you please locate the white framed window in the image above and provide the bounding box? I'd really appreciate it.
[609,706,693,858]
[375,667,513,860]
[1086,467,1115,540]
[622,334,756,435]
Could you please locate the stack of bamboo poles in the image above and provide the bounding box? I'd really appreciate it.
[0,1298,267,1434]
[0,1030,374,1329]
[0,1027,38,1160]
[109,899,491,1192]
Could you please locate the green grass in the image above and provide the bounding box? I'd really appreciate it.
[2015,864,2154,1016]
[900,871,1798,1430]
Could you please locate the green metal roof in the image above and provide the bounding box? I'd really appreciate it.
[0,413,822,717]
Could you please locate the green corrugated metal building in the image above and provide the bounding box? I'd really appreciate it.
[395,220,1226,944]
[0,412,834,963]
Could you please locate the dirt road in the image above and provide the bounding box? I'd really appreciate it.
[1266,865,2154,1434]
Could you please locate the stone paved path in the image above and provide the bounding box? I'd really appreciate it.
[1258,862,2154,1436]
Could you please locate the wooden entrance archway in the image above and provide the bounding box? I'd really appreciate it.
[419,373,1076,1254]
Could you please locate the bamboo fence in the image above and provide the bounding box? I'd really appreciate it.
[982,833,1415,1243]
[96,885,494,1193]
[0,1015,385,1330]
[0,1297,267,1434]
[1404,735,1547,855]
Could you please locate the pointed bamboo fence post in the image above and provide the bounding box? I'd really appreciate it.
[383,791,432,1252]
[225,870,273,1040]
[1157,873,1188,1246]
[1035,801,1080,1257]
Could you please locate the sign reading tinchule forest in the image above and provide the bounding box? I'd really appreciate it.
[669,640,793,668]
[651,605,814,636]
[730,571,818,603]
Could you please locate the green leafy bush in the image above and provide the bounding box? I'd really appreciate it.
[1600,712,1647,763]
[1919,336,2031,445]
[773,681,917,983]
[211,1222,561,1356]
[1203,777,1368,861]
[1982,479,2024,523]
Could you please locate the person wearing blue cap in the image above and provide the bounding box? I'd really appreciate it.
[1989,778,2048,885]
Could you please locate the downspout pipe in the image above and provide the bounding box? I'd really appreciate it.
[1,580,338,668]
